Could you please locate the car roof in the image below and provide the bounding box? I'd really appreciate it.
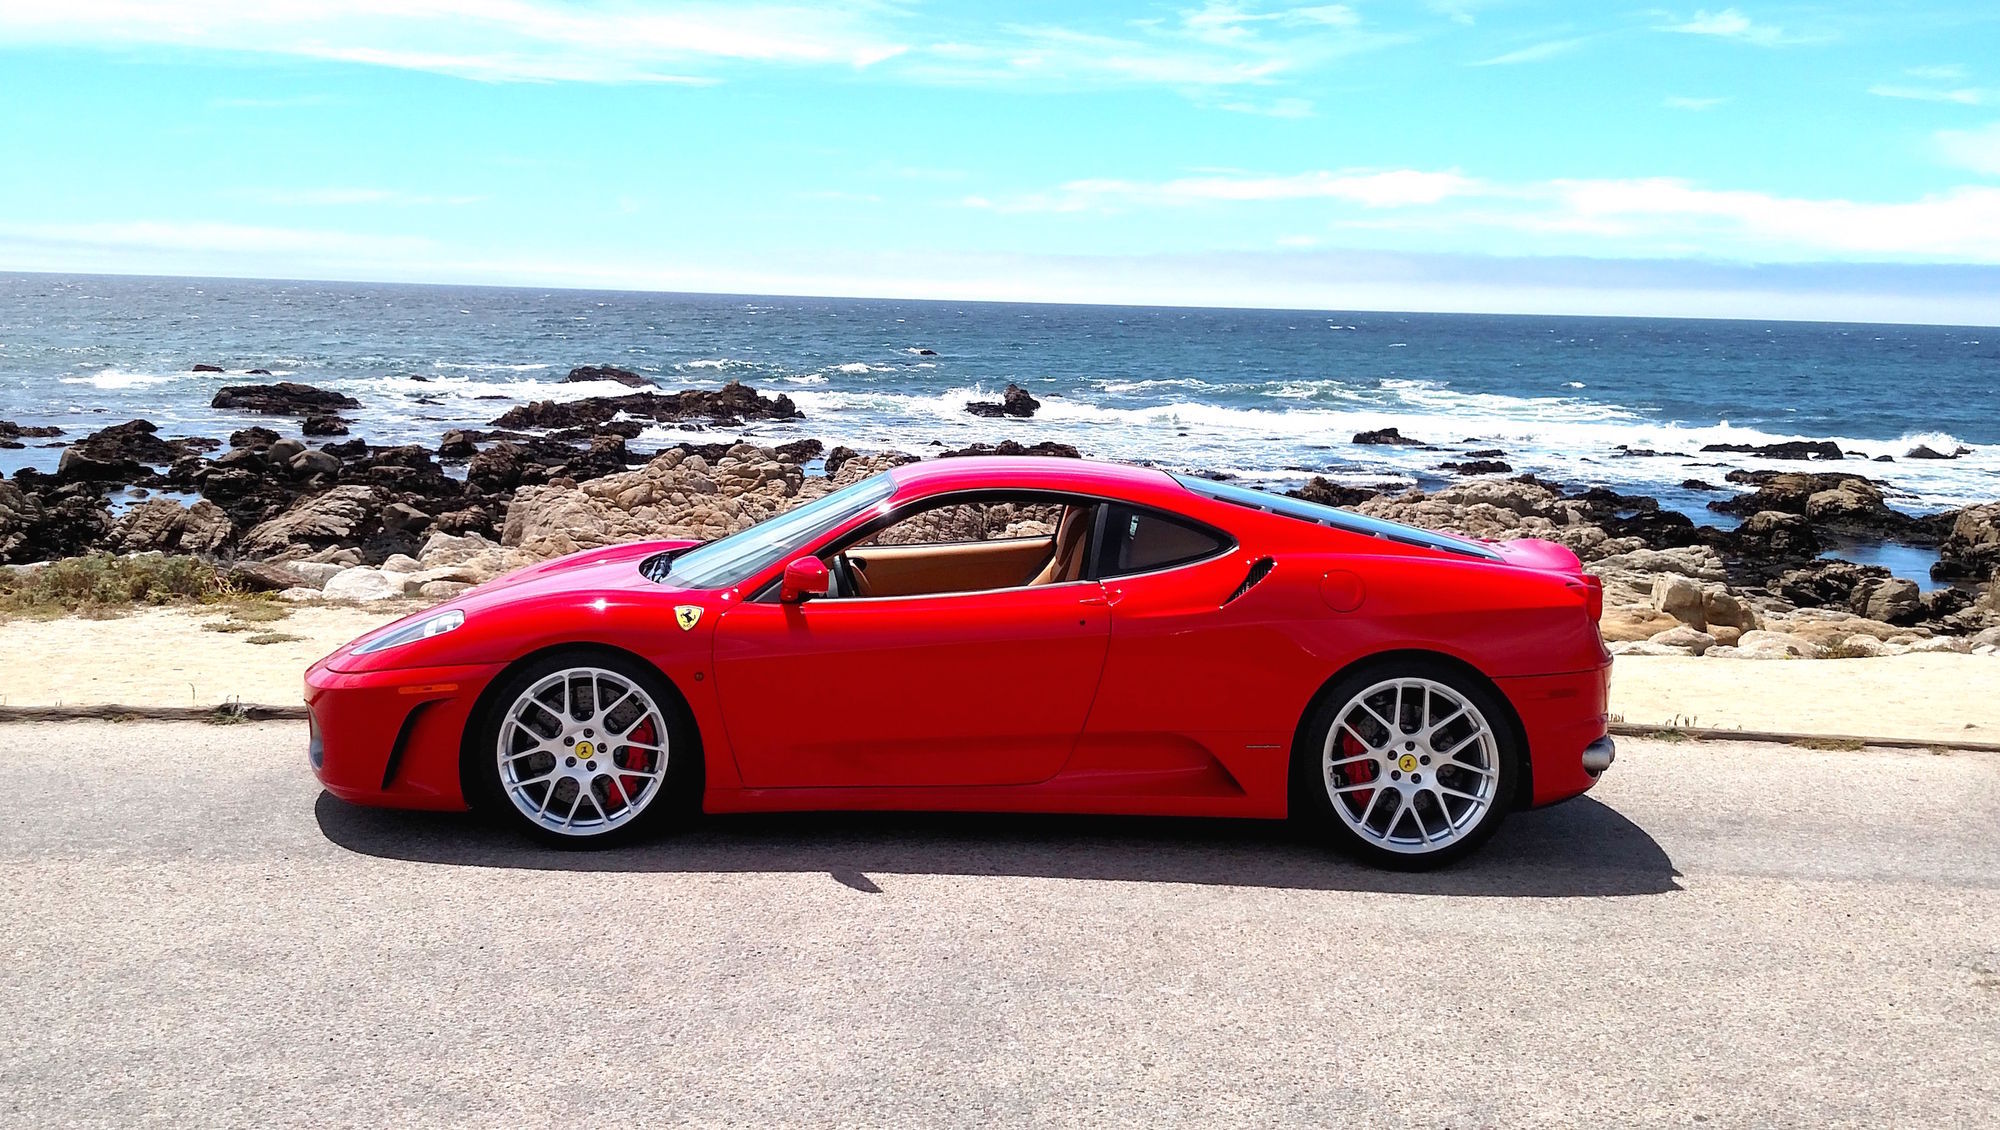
[885,456,1184,500]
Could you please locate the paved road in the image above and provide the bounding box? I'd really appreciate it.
[1,723,1995,1127]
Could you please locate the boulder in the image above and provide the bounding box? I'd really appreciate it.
[210,382,360,415]
[1647,625,1718,655]
[1353,427,1421,445]
[288,561,344,587]
[290,449,342,477]
[1651,574,1709,629]
[1850,575,1922,625]
[1906,444,1971,459]
[418,580,474,600]
[1732,510,1818,562]
[490,381,800,430]
[1286,477,1384,509]
[322,566,406,602]
[227,560,310,593]
[965,383,1040,418]
[1711,471,1922,540]
[239,485,385,559]
[501,444,812,559]
[192,363,225,373]
[1438,459,1512,475]
[1700,440,1844,460]
[112,497,234,554]
[301,415,350,436]
[380,553,422,573]
[1598,607,1683,642]
[1934,504,2000,582]
[564,365,656,388]
[937,440,1080,459]
[229,426,279,449]
[1730,630,1823,659]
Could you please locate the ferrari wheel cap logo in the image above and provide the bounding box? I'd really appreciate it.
[1398,753,1419,773]
[575,740,596,758]
[675,605,703,631]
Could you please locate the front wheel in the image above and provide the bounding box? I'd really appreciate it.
[465,650,698,847]
[1295,660,1520,869]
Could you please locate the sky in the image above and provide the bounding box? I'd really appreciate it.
[2,1,1999,323]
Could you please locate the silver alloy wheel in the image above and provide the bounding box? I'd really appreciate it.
[1322,676,1501,855]
[495,666,670,837]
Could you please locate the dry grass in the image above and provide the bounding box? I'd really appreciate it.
[245,631,304,645]
[1796,737,1867,752]
[0,553,290,623]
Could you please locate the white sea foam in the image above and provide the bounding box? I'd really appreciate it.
[428,361,551,373]
[62,369,180,389]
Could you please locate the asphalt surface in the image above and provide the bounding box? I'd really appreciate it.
[1,723,1995,1128]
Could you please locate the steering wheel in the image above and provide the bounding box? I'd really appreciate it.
[830,553,861,598]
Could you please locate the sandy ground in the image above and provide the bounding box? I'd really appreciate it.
[0,723,1994,1126]
[2,604,1998,742]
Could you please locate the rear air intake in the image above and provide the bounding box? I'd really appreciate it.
[1223,557,1275,606]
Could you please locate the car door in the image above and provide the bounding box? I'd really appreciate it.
[711,579,1113,789]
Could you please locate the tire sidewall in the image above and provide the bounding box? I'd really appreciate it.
[1293,658,1521,870]
[464,648,701,849]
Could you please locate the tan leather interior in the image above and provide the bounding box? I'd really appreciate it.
[1028,504,1094,587]
[847,536,1056,598]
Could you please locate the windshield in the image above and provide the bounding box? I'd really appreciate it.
[1172,474,1502,561]
[665,474,896,589]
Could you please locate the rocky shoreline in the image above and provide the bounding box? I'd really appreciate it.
[3,375,1997,659]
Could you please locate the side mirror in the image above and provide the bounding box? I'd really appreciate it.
[779,555,830,604]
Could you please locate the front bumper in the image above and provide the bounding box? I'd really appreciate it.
[304,658,504,811]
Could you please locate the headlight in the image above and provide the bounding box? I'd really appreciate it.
[352,609,465,655]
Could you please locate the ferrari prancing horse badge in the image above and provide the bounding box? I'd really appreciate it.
[675,605,703,631]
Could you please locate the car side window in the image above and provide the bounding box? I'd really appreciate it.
[1096,503,1231,578]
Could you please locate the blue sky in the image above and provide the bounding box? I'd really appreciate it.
[2,1,1999,322]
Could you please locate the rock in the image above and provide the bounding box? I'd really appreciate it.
[1286,477,1383,509]
[1651,574,1709,629]
[211,382,360,415]
[1732,510,1818,562]
[418,531,499,567]
[1851,575,1923,625]
[1970,626,2000,650]
[1352,427,1420,445]
[1711,471,1922,540]
[112,498,234,554]
[1934,504,2000,582]
[437,430,479,461]
[380,553,422,573]
[1732,630,1824,659]
[1647,625,1718,655]
[1702,588,1761,631]
[1438,459,1512,475]
[381,502,431,533]
[1710,625,1743,647]
[1700,440,1844,460]
[502,444,814,559]
[418,580,474,600]
[268,438,307,463]
[936,440,1080,459]
[0,421,63,446]
[915,348,938,356]
[229,426,279,449]
[301,415,350,436]
[57,420,215,485]
[1609,641,1694,657]
[564,365,656,388]
[490,381,800,430]
[290,449,342,477]
[276,586,326,603]
[322,566,406,601]
[1830,634,1892,657]
[192,364,225,373]
[1906,635,1971,654]
[289,561,344,587]
[1906,444,1971,459]
[227,560,309,592]
[1598,608,1683,642]
[1681,479,1718,491]
[239,485,385,559]
[965,384,1041,418]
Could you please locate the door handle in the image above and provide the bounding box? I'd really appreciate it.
[1079,594,1109,607]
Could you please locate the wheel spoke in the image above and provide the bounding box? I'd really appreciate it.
[1338,722,1382,752]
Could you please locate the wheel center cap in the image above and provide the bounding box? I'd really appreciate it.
[575,740,596,759]
[1396,753,1418,773]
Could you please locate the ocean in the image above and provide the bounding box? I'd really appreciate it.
[3,272,1995,529]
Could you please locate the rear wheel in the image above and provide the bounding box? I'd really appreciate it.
[1295,659,1519,869]
[466,650,698,847]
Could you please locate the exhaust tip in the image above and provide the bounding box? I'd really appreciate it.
[1582,736,1616,777]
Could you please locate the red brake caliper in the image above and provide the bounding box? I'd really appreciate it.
[610,718,657,810]
[1340,729,1375,810]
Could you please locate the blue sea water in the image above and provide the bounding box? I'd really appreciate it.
[2,273,1995,524]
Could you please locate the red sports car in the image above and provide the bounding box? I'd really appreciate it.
[307,457,1615,867]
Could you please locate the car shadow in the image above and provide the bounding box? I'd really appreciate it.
[315,793,1680,898]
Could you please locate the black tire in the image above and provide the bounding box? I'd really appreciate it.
[1292,657,1521,870]
[463,648,702,849]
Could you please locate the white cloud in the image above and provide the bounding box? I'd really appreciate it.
[1662,8,1792,47]
[1473,37,1588,66]
[1870,84,1985,106]
[1939,123,2000,177]
[1664,95,1727,110]
[980,165,2000,262]
[1908,64,1968,81]
[0,0,908,83]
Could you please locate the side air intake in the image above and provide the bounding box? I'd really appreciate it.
[1222,557,1275,606]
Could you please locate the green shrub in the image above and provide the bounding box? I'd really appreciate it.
[0,552,229,617]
